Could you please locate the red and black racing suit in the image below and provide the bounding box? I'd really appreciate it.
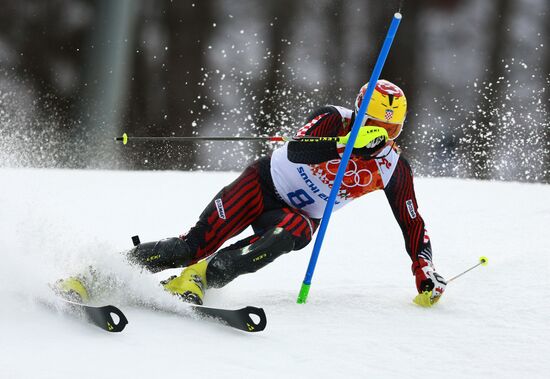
[183,106,432,287]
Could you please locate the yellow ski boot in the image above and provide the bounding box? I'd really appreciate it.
[162,260,208,305]
[53,277,90,303]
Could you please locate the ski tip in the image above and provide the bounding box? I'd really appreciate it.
[242,306,267,332]
[88,305,129,333]
[192,305,267,333]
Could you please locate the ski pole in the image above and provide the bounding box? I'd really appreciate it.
[297,12,403,304]
[447,256,489,283]
[114,133,342,145]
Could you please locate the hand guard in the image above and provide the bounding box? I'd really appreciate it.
[339,126,388,149]
[412,258,447,307]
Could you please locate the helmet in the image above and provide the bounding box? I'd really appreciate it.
[354,79,407,140]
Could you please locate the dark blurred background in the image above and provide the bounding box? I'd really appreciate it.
[0,0,548,183]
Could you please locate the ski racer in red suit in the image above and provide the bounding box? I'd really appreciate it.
[58,80,446,308]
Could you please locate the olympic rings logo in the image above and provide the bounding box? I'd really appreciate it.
[325,159,373,188]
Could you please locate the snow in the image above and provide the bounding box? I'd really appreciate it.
[0,168,549,378]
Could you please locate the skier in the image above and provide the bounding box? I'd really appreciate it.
[57,79,446,307]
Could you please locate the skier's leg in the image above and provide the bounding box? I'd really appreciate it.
[159,163,270,304]
[161,208,318,303]
[206,208,319,288]
[126,163,266,273]
[183,162,267,261]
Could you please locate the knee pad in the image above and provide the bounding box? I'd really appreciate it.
[126,237,192,273]
[206,227,296,288]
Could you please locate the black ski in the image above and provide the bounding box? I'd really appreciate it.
[189,304,267,332]
[128,235,266,332]
[56,298,129,332]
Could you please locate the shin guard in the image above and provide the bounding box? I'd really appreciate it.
[206,227,296,288]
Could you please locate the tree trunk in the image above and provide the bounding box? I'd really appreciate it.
[358,2,422,159]
[123,1,170,170]
[324,0,345,103]
[125,1,214,170]
[544,1,550,183]
[164,0,214,170]
[471,0,512,179]
[254,0,296,148]
[377,2,421,153]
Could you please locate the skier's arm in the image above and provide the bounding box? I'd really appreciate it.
[384,157,447,307]
[287,107,342,164]
[287,106,388,164]
[383,157,432,265]
[287,140,340,164]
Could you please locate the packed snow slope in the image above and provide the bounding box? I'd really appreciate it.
[0,168,549,379]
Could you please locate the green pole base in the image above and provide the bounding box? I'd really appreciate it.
[297,283,311,304]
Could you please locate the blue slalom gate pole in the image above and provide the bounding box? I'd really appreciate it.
[297,12,402,304]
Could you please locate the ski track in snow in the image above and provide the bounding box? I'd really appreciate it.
[0,168,549,379]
